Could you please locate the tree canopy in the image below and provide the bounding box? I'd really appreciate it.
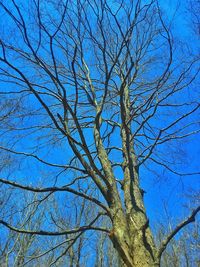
[0,0,199,266]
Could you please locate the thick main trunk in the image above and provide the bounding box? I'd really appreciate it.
[108,200,159,267]
[110,214,159,267]
[128,223,158,267]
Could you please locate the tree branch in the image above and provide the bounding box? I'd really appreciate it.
[0,178,110,214]
[158,206,200,259]
[0,212,109,236]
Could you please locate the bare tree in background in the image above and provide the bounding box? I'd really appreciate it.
[0,0,200,266]
[160,222,200,267]
[157,193,200,267]
[0,191,46,266]
[0,187,93,266]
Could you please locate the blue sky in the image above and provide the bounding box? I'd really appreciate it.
[0,0,199,264]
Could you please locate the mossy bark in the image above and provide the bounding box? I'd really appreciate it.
[107,83,160,267]
[109,204,159,267]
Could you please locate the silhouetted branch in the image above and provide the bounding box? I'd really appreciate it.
[158,206,200,259]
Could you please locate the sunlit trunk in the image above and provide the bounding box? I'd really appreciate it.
[109,206,159,267]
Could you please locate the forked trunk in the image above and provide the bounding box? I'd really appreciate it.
[110,219,159,267]
[109,204,159,267]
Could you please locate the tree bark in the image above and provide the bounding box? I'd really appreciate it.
[109,205,159,267]
[107,83,159,267]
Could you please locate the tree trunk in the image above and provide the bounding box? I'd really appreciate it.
[109,209,159,267]
[108,181,159,267]
[106,83,160,266]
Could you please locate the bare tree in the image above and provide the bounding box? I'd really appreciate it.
[0,0,199,266]
[0,191,46,266]
[157,197,200,267]
[0,187,94,266]
[160,223,200,267]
